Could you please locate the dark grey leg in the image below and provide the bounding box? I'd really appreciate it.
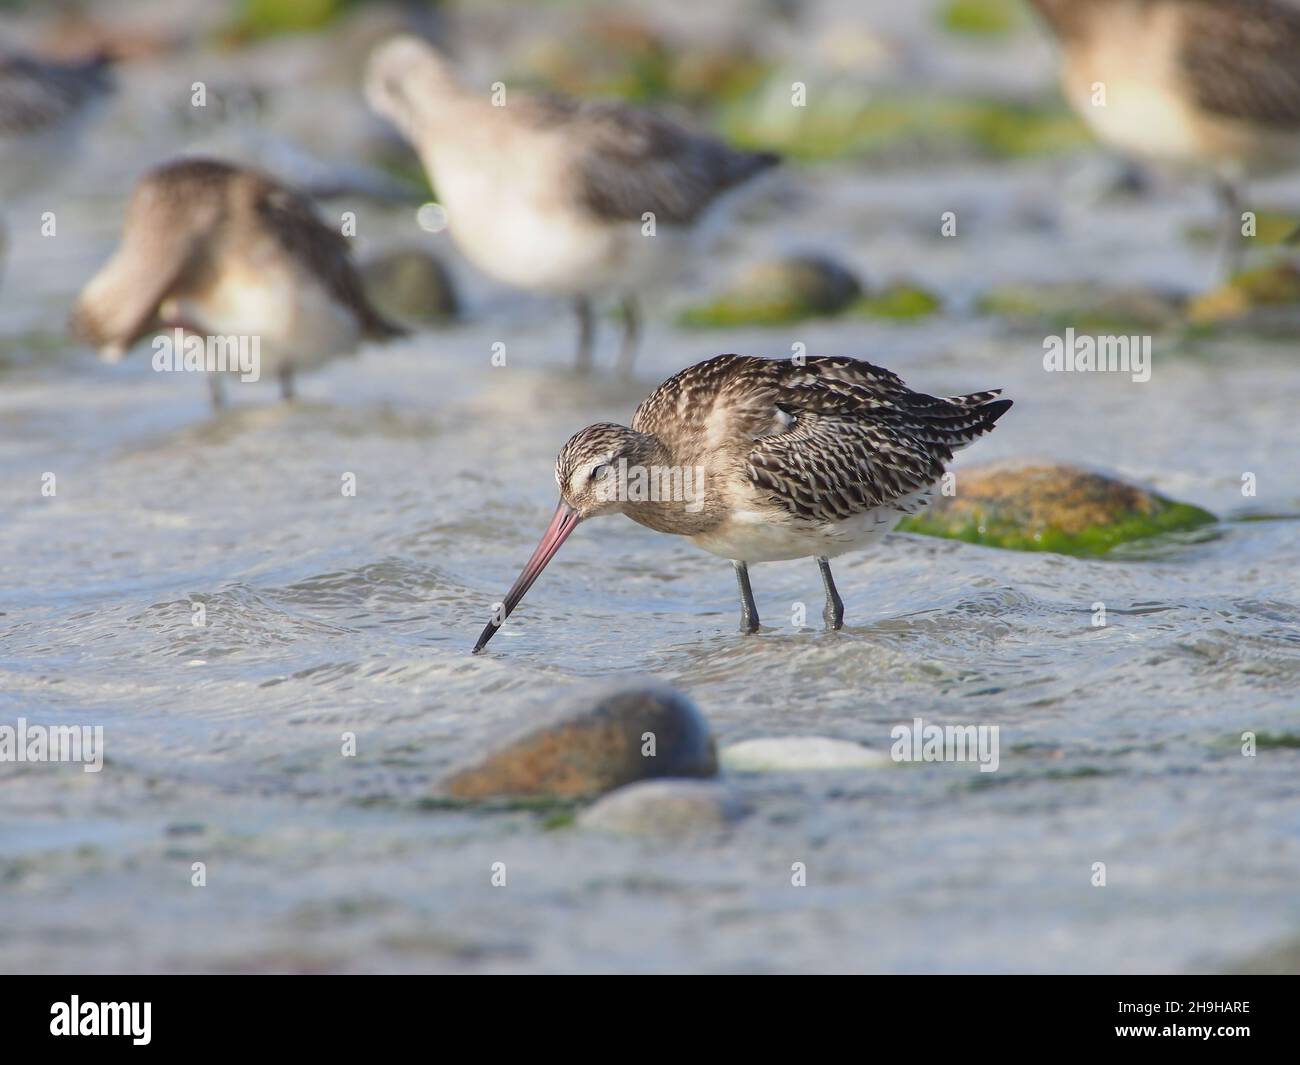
[207,373,226,410]
[279,365,296,401]
[1215,177,1245,280]
[732,560,760,634]
[617,293,640,377]
[574,296,594,373]
[817,556,844,630]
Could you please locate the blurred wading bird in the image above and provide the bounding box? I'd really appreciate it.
[364,35,780,374]
[0,47,112,281]
[473,354,1012,652]
[1029,0,1300,274]
[71,157,404,406]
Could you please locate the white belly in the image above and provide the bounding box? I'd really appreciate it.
[431,147,688,295]
[691,505,909,563]
[173,270,361,376]
[1076,80,1203,161]
[1061,5,1207,164]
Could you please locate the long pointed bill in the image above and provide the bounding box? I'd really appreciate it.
[473,501,582,653]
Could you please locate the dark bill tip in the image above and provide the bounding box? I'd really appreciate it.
[471,501,581,654]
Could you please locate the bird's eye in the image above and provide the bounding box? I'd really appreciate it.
[590,464,610,481]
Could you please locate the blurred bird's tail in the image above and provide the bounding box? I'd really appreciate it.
[944,390,1014,449]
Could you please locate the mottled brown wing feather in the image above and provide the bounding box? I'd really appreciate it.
[632,353,1010,524]
[255,185,405,340]
[1180,0,1300,127]
[749,414,949,521]
[747,359,1010,522]
[519,96,778,225]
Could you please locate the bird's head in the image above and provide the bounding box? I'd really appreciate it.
[472,423,664,653]
[364,35,459,141]
[554,422,664,520]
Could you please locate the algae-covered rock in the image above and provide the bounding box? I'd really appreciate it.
[516,13,771,107]
[854,281,942,321]
[720,83,1089,163]
[940,0,1025,36]
[679,254,862,327]
[441,685,717,800]
[898,463,1217,556]
[1187,262,1300,325]
[361,248,458,325]
[978,282,1185,332]
[228,0,350,39]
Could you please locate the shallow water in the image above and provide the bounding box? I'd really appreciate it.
[2,0,1299,973]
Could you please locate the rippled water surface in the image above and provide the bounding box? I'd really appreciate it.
[2,0,1299,973]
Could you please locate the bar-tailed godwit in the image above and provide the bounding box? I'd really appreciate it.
[473,354,1012,652]
[1029,0,1300,273]
[71,157,404,406]
[364,35,779,374]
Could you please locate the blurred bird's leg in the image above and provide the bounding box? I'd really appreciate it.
[574,296,594,373]
[207,373,226,410]
[817,556,844,630]
[616,293,640,377]
[732,560,760,634]
[279,365,296,401]
[1215,177,1245,280]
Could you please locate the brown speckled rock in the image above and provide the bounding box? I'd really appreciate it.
[443,686,717,800]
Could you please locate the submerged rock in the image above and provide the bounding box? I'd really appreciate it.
[898,462,1217,557]
[361,248,458,325]
[1187,261,1300,326]
[978,282,1184,332]
[578,780,747,835]
[679,254,862,327]
[721,736,891,772]
[443,685,717,800]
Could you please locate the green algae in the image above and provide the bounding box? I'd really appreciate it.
[940,0,1025,37]
[853,283,943,320]
[898,464,1218,557]
[719,87,1091,164]
[228,0,357,38]
[900,501,1217,556]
